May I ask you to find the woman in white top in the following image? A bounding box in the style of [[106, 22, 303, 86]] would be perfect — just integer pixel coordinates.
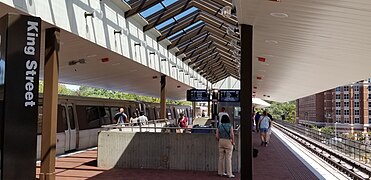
[[130, 112, 138, 126]]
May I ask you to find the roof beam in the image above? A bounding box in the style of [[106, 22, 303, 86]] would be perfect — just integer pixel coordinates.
[[167, 24, 206, 49], [144, 0, 237, 32], [157, 11, 201, 42], [189, 50, 219, 65], [176, 33, 210, 56], [210, 0, 233, 8], [192, 0, 237, 26], [125, 0, 163, 18]]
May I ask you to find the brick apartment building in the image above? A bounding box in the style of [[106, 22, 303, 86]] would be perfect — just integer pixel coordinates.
[[297, 80, 371, 132]]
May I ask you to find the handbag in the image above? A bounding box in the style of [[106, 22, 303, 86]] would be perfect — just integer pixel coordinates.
[[221, 124, 235, 151]]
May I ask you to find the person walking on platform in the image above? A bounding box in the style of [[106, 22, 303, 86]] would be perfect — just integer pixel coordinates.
[[137, 111, 148, 125], [216, 115, 235, 178], [254, 112, 261, 132], [218, 107, 229, 127], [114, 108, 128, 125], [258, 111, 272, 147]]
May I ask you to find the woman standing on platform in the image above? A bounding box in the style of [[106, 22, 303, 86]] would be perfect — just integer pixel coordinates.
[[216, 115, 235, 178]]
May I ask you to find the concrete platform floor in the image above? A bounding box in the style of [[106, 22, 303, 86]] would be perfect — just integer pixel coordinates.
[[36, 149, 240, 180]]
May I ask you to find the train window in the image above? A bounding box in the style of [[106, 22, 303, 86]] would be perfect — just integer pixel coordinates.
[[146, 108, 150, 119], [100, 107, 111, 125], [127, 107, 132, 119], [37, 105, 43, 134], [57, 105, 67, 133], [76, 106, 100, 130], [166, 108, 172, 119], [234, 107, 241, 119], [86, 106, 100, 128], [68, 106, 75, 129], [155, 108, 160, 119]]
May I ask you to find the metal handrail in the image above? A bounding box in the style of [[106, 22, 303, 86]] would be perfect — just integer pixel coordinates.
[[275, 120, 371, 171]]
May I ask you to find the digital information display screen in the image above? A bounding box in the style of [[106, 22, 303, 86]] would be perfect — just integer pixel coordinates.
[[219, 90, 240, 102], [186, 89, 209, 102]]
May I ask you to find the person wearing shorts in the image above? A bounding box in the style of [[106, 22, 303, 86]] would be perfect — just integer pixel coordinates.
[[258, 111, 271, 146]]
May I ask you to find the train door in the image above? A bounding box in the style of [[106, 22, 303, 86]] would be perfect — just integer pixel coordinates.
[[65, 105, 77, 151]]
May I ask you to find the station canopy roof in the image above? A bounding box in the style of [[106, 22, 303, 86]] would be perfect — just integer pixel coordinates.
[[124, 0, 241, 84]]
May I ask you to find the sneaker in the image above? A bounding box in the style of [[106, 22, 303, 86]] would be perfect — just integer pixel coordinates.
[[228, 174, 235, 178], [218, 173, 227, 176], [264, 142, 268, 147], [261, 141, 264, 146]]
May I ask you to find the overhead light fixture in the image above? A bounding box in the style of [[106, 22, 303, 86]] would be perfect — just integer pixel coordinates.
[[221, 6, 232, 18], [134, 42, 141, 46], [172, 65, 177, 68], [270, 12, 288, 18], [233, 49, 241, 56], [84, 9, 103, 19], [230, 39, 240, 47], [265, 40, 278, 44], [114, 27, 128, 35], [161, 58, 167, 61], [149, 52, 155, 55], [226, 25, 239, 36], [179, 69, 184, 72], [68, 58, 86, 66]]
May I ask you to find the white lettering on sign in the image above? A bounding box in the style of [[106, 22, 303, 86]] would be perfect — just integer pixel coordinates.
[[24, 21, 38, 107]]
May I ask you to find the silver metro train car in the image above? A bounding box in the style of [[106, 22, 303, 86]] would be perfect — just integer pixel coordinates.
[[36, 95, 192, 159]]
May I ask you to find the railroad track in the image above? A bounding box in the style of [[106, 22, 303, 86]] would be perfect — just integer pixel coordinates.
[[274, 121, 371, 180]]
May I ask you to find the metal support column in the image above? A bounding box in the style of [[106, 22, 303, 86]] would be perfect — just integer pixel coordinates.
[[40, 28, 60, 180], [192, 102, 196, 122], [207, 83, 211, 117], [240, 24, 253, 179], [160, 75, 166, 119]]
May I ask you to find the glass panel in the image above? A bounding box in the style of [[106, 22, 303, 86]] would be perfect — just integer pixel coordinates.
[[68, 106, 75, 129], [140, 3, 164, 18]]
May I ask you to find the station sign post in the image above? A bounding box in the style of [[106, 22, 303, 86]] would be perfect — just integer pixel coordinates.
[[0, 14, 41, 179]]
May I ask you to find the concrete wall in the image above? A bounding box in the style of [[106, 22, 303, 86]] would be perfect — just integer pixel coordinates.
[[98, 131, 240, 172]]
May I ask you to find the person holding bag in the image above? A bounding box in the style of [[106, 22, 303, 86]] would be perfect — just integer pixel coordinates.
[[215, 115, 235, 178]]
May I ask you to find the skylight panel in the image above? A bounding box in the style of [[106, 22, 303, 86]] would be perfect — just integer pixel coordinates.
[[140, 3, 164, 18], [174, 7, 198, 20]]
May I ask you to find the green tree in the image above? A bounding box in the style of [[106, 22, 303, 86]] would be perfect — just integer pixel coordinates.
[[266, 101, 296, 123]]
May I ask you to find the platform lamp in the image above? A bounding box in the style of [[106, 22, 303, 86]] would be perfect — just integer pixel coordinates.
[[84, 9, 103, 19]]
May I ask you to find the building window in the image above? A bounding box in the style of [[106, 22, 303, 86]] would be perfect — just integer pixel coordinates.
[[344, 102, 349, 107], [369, 86, 371, 91], [336, 117, 341, 123], [369, 102, 371, 107], [336, 102, 341, 107], [355, 117, 360, 124], [343, 86, 349, 91], [344, 94, 349, 99], [336, 94, 340, 99], [344, 110, 349, 115], [335, 87, 341, 92], [336, 110, 341, 115], [354, 85, 359, 91], [344, 117, 350, 123], [369, 94, 371, 99], [354, 94, 359, 99], [369, 110, 371, 116], [355, 110, 360, 115], [355, 102, 360, 107], [369, 117, 371, 124]]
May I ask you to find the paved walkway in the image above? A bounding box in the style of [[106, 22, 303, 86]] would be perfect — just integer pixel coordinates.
[[36, 130, 318, 180], [36, 149, 240, 180], [253, 131, 318, 180]]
